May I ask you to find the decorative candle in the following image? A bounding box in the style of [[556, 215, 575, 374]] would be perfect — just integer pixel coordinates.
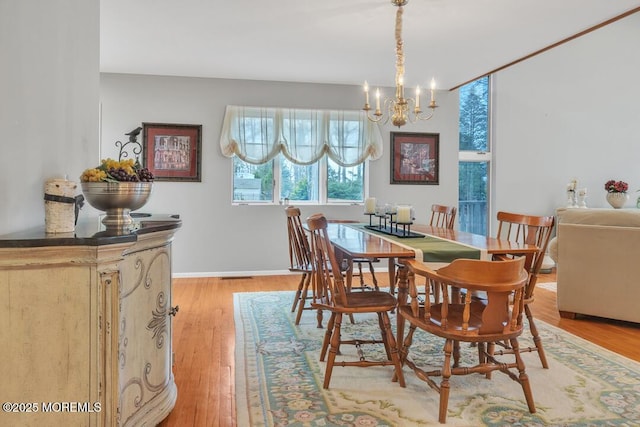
[[364, 81, 369, 105], [430, 78, 436, 102], [364, 197, 376, 214], [375, 89, 381, 111], [397, 205, 411, 223], [415, 85, 421, 109]]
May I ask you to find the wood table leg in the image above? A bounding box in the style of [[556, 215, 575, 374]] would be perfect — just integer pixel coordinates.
[[388, 257, 396, 295], [395, 260, 409, 361]]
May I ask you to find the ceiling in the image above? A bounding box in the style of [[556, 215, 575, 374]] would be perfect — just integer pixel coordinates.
[[100, 0, 640, 91]]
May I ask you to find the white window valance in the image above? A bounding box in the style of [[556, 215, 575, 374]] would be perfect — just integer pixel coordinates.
[[220, 105, 383, 166]]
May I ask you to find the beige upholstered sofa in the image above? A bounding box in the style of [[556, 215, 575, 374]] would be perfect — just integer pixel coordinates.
[[550, 208, 640, 324]]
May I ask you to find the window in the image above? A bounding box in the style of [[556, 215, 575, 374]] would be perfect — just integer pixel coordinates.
[[458, 76, 490, 235], [280, 157, 319, 202], [327, 159, 364, 203], [220, 106, 380, 204]]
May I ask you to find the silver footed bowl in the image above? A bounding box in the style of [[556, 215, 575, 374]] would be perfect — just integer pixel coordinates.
[[81, 181, 153, 229]]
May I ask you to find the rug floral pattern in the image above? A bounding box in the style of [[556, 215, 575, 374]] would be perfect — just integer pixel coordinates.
[[235, 291, 640, 426]]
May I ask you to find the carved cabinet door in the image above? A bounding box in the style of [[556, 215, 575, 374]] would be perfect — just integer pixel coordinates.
[[117, 242, 176, 426]]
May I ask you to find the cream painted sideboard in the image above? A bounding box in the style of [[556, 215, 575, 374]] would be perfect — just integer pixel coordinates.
[[0, 214, 181, 426]]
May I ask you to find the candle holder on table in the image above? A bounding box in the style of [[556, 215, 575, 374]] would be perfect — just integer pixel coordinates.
[[364, 206, 424, 238]]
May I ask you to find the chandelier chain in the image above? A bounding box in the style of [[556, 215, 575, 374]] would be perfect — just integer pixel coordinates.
[[395, 5, 404, 84]]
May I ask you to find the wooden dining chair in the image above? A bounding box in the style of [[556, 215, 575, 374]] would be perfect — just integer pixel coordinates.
[[285, 206, 322, 327], [429, 204, 457, 229], [306, 213, 405, 389], [491, 211, 555, 368], [327, 219, 379, 292], [398, 257, 535, 424]]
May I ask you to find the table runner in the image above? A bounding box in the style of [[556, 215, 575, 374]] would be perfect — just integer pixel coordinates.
[[347, 223, 483, 262]]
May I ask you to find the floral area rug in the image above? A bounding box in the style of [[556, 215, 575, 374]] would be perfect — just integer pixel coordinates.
[[234, 291, 640, 426]]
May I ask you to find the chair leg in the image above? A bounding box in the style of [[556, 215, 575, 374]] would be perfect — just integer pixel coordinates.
[[452, 340, 461, 368], [439, 339, 454, 423], [294, 273, 311, 325], [381, 311, 405, 388], [316, 307, 324, 329], [525, 304, 549, 368], [291, 273, 306, 313], [323, 313, 343, 389], [510, 338, 536, 414], [320, 313, 336, 362], [392, 323, 416, 383], [377, 313, 392, 360], [485, 341, 493, 379]]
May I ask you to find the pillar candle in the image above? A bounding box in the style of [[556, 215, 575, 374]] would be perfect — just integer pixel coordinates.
[[397, 206, 411, 223], [364, 197, 376, 214]]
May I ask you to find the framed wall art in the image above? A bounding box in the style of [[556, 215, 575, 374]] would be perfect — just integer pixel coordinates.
[[142, 122, 202, 182], [390, 132, 439, 185]]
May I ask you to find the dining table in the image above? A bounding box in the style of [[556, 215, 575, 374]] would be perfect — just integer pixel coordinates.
[[325, 221, 540, 362]]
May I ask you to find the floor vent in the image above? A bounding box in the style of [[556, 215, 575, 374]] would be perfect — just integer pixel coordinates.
[[221, 276, 254, 280]]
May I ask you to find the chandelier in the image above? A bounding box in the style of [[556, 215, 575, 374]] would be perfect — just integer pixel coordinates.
[[362, 0, 437, 128]]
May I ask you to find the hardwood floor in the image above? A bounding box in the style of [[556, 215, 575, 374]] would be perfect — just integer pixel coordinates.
[[158, 271, 640, 427]]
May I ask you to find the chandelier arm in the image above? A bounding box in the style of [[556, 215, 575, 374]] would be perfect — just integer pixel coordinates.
[[364, 110, 387, 124]]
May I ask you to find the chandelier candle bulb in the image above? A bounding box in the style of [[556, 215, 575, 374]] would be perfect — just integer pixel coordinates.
[[364, 197, 377, 214], [430, 78, 436, 102], [364, 81, 370, 106], [415, 86, 421, 109], [375, 89, 381, 111]]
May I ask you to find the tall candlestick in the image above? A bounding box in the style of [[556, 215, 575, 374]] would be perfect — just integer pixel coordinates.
[[415, 85, 421, 109], [375, 89, 381, 111]]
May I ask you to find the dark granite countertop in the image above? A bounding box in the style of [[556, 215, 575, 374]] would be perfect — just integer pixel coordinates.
[[0, 213, 182, 248]]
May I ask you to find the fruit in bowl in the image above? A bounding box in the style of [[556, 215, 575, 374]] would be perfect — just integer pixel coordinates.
[[80, 158, 154, 183], [80, 159, 154, 229]]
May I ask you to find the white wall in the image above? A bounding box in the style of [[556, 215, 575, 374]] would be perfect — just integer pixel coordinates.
[[99, 75, 458, 275], [0, 1, 100, 234], [493, 13, 640, 221]]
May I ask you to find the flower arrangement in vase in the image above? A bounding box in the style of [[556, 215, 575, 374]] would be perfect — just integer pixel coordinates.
[[604, 179, 629, 209]]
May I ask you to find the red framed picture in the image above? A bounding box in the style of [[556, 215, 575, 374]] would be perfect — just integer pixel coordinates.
[[142, 122, 202, 182], [390, 132, 439, 185]]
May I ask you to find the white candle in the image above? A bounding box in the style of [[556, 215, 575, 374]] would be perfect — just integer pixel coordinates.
[[375, 88, 381, 111], [364, 81, 369, 105], [415, 85, 421, 109], [430, 78, 436, 102], [364, 197, 376, 214], [397, 206, 411, 223]]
